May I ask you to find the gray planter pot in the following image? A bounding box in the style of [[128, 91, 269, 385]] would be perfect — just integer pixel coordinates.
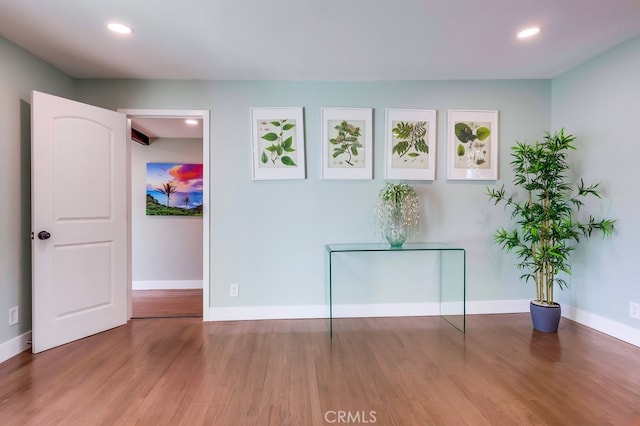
[[530, 301, 561, 333]]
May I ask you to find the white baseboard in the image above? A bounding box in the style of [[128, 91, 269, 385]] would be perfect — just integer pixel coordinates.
[[333, 303, 440, 318], [0, 332, 32, 364], [206, 300, 529, 322], [466, 299, 531, 314], [207, 304, 327, 321], [132, 280, 203, 290], [208, 303, 441, 322], [562, 305, 640, 348]]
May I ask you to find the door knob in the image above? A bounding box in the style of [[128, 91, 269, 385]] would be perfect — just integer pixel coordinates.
[[37, 231, 51, 240]]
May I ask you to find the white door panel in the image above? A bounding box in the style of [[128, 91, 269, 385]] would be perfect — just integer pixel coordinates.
[[53, 118, 113, 219], [32, 91, 127, 353]]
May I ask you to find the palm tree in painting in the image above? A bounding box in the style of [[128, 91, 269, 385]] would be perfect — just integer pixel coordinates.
[[157, 181, 178, 207]]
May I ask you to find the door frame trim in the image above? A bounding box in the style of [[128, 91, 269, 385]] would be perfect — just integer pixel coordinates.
[[118, 109, 210, 321]]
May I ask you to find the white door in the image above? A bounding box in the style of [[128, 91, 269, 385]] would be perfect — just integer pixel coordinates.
[[32, 91, 128, 353]]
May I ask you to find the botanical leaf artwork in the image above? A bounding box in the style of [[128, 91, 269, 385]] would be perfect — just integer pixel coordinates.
[[328, 120, 365, 168], [454, 121, 491, 169], [391, 120, 429, 169], [258, 119, 297, 168]]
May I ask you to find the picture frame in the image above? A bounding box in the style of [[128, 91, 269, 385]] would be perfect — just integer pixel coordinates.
[[385, 108, 437, 180], [447, 110, 499, 180], [251, 107, 306, 180], [146, 163, 203, 216], [321, 107, 373, 180]]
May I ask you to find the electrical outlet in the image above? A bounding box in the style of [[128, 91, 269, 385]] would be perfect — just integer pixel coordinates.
[[230, 283, 239, 298], [9, 306, 19, 325], [630, 302, 640, 319]]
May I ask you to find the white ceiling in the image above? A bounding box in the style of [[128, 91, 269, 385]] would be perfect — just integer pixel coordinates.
[[131, 117, 203, 141], [2, 0, 640, 138], [1, 0, 639, 81]]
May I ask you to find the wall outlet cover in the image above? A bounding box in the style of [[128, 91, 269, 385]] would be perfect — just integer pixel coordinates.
[[230, 283, 239, 298], [9, 306, 19, 325]]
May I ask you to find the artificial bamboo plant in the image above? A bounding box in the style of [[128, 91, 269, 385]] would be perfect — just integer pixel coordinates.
[[486, 129, 615, 306]]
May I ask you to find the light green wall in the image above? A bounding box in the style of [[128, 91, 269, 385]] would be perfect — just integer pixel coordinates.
[[0, 37, 76, 344], [77, 79, 550, 309], [552, 36, 640, 326]]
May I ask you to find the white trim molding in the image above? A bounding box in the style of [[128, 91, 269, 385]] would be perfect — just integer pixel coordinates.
[[208, 305, 327, 321], [0, 332, 32, 364], [466, 299, 531, 314], [333, 303, 440, 318], [207, 300, 529, 322], [208, 303, 439, 322], [562, 304, 640, 348]]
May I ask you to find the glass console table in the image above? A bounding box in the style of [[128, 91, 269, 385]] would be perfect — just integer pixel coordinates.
[[325, 243, 466, 336]]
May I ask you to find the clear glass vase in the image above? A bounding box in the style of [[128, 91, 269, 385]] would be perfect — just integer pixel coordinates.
[[383, 213, 407, 248]]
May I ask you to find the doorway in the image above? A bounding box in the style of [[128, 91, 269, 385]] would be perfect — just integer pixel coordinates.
[[119, 109, 210, 321], [131, 289, 202, 318]]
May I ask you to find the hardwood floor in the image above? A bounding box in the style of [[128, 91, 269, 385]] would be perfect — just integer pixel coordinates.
[[132, 289, 202, 318], [1, 314, 639, 425]]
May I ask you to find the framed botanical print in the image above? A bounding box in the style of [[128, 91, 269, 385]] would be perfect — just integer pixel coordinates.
[[251, 107, 306, 180], [447, 110, 498, 180], [385, 108, 437, 180], [321, 107, 373, 180]]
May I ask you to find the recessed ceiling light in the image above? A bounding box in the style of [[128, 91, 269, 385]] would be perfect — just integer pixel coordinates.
[[185, 119, 198, 125], [107, 22, 134, 35], [517, 27, 541, 39]]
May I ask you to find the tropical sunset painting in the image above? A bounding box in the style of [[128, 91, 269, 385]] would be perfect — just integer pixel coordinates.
[[146, 163, 203, 216]]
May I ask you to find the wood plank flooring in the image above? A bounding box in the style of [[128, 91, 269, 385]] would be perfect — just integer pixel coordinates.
[[132, 289, 202, 318], [1, 314, 639, 425]]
